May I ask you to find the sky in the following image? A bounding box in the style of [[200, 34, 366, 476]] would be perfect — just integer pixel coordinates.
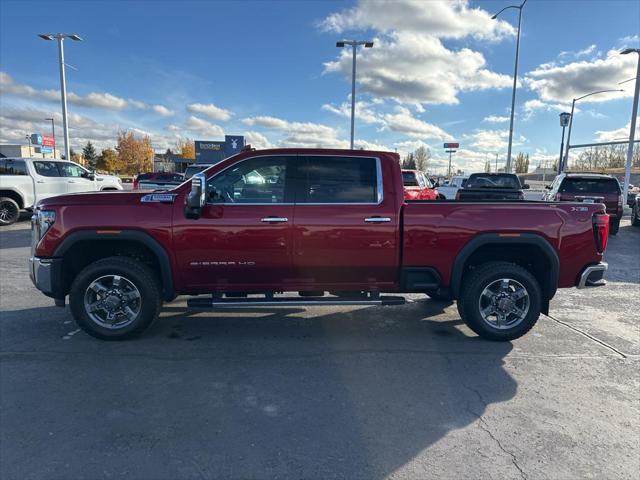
[[0, 0, 639, 174]]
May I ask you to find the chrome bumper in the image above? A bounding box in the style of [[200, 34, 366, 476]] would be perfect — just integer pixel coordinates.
[[577, 262, 608, 289], [29, 256, 54, 295]]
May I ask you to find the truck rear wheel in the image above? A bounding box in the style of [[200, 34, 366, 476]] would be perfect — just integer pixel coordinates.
[[0, 197, 20, 226], [69, 256, 161, 340], [459, 261, 542, 341]]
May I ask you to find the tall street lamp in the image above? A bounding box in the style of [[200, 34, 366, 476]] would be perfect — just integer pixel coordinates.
[[621, 48, 640, 201], [492, 0, 527, 173], [38, 33, 83, 161], [45, 117, 56, 158], [336, 40, 373, 149], [562, 88, 623, 171], [558, 112, 571, 175]]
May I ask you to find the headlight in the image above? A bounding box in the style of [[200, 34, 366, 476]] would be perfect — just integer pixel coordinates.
[[36, 210, 56, 239]]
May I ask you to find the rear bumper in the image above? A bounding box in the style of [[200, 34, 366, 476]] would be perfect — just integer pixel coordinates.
[[29, 256, 65, 300], [577, 262, 608, 289]]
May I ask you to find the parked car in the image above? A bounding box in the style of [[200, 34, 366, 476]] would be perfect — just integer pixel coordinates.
[[632, 195, 640, 227], [455, 173, 527, 201], [133, 172, 184, 190], [437, 175, 469, 199], [543, 173, 623, 235], [402, 169, 438, 201], [30, 148, 609, 342], [184, 164, 215, 179], [0, 157, 123, 226]]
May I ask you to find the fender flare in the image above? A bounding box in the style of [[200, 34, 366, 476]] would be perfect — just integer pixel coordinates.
[[53, 229, 175, 301], [450, 233, 559, 300]]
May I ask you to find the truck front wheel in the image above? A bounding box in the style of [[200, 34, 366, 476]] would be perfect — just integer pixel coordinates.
[[69, 257, 161, 340], [0, 197, 20, 226], [459, 261, 542, 341]]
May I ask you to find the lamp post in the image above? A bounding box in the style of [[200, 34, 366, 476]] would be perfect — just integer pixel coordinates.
[[562, 89, 623, 172], [491, 0, 527, 173], [45, 117, 56, 158], [620, 48, 640, 202], [558, 112, 571, 175], [38, 33, 82, 161], [25, 135, 32, 157], [336, 39, 374, 149]]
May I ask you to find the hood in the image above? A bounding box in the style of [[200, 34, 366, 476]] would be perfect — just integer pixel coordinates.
[[37, 190, 161, 208]]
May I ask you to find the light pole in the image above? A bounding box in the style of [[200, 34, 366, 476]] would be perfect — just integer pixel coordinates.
[[558, 112, 571, 175], [45, 117, 56, 158], [562, 88, 623, 171], [336, 39, 373, 149], [38, 33, 82, 161], [621, 48, 640, 202], [25, 135, 32, 157], [492, 0, 527, 173]]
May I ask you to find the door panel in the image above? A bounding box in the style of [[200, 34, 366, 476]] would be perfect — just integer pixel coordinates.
[[172, 155, 295, 292], [292, 155, 400, 289], [59, 162, 96, 194], [173, 204, 294, 290], [30, 161, 69, 202]]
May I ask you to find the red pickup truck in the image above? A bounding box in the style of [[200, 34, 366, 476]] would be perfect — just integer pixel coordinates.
[[30, 148, 609, 341]]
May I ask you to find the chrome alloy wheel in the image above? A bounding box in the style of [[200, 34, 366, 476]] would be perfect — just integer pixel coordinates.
[[83, 275, 142, 329], [0, 201, 18, 223], [478, 278, 530, 330]]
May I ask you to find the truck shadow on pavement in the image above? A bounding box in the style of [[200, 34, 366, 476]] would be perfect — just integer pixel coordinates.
[[2, 299, 516, 480]]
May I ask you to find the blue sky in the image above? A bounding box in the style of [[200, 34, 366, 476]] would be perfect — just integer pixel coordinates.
[[1, 0, 638, 173]]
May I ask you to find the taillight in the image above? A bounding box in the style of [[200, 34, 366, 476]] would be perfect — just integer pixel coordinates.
[[592, 213, 609, 254], [133, 179, 139, 189]]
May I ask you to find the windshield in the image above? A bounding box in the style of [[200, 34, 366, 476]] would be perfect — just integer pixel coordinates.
[[559, 177, 620, 194], [466, 174, 521, 189], [184, 165, 209, 179], [402, 172, 419, 186]]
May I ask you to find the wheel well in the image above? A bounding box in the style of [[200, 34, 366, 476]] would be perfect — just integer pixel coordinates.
[[0, 190, 24, 209], [61, 240, 162, 295], [459, 243, 554, 301]]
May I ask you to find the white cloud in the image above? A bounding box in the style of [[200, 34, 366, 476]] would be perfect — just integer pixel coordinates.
[[483, 115, 510, 123], [525, 49, 635, 104], [382, 106, 451, 140], [152, 105, 175, 117], [319, 0, 514, 41], [595, 118, 639, 142], [186, 103, 233, 121], [321, 100, 381, 124], [467, 129, 525, 151], [185, 116, 225, 138], [243, 131, 275, 149], [320, 1, 513, 105]]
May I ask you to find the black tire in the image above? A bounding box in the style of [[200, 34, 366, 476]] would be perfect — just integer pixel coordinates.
[[459, 261, 542, 341], [609, 219, 620, 235], [632, 205, 640, 227], [69, 256, 161, 340], [0, 197, 20, 226]]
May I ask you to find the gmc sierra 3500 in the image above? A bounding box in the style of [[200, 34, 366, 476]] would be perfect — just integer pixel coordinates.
[[30, 148, 609, 341]]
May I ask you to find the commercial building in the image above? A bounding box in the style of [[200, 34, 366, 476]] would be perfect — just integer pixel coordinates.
[[0, 144, 58, 159], [195, 135, 245, 164]]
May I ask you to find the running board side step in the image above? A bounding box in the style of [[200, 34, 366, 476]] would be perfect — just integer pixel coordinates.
[[187, 296, 406, 308]]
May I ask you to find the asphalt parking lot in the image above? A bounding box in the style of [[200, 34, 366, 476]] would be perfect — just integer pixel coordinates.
[[1, 215, 638, 480]]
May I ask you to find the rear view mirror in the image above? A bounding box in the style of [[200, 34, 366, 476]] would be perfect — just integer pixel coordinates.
[[184, 172, 206, 220]]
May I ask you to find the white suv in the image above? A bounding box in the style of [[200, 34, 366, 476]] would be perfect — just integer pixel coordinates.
[[0, 157, 123, 225]]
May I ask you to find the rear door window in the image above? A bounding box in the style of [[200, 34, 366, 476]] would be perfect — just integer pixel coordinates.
[[33, 161, 62, 177], [299, 156, 378, 204], [402, 172, 419, 186], [559, 178, 620, 194], [0, 159, 28, 175]]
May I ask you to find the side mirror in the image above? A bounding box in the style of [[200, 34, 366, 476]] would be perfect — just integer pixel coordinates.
[[184, 172, 206, 220], [545, 185, 552, 190], [523, 183, 530, 190], [82, 171, 95, 181]]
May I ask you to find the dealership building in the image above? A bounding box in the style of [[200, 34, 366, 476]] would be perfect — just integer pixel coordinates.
[[155, 135, 246, 173]]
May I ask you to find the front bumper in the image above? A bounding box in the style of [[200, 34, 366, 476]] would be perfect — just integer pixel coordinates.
[[577, 262, 608, 289], [29, 256, 65, 300]]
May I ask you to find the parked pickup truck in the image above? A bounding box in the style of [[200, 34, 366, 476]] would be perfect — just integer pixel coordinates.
[[0, 157, 123, 225], [402, 169, 438, 201], [455, 173, 527, 201], [30, 148, 609, 341], [437, 175, 468, 199]]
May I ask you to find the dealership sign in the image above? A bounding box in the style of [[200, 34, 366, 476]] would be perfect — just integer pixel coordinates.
[[42, 135, 55, 147], [443, 142, 459, 149]]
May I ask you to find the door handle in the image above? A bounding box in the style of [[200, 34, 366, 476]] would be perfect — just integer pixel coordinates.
[[364, 217, 391, 223], [261, 217, 288, 223], [68, 180, 77, 183], [36, 180, 45, 183]]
